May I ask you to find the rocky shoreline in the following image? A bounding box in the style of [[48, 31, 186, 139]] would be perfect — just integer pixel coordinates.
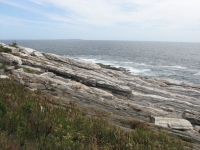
[[0, 42, 200, 148]]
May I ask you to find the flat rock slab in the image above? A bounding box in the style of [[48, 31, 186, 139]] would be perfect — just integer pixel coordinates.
[[151, 117, 193, 130], [0, 75, 9, 79], [32, 51, 43, 57], [40, 72, 56, 78]]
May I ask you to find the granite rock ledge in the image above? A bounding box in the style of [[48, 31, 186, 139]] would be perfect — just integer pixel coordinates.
[[0, 42, 200, 146]]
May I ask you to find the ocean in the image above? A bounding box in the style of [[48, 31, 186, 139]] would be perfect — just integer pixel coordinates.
[[2, 40, 200, 84]]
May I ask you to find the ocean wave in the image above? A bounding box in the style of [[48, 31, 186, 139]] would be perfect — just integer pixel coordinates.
[[194, 72, 200, 76], [128, 68, 153, 76], [161, 65, 187, 70]]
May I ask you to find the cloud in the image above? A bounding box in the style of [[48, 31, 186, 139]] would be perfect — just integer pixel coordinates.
[[0, 0, 200, 41], [1, 0, 200, 29], [26, 0, 200, 30]]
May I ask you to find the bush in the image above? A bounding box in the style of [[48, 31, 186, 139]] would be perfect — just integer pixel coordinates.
[[9, 41, 18, 48]]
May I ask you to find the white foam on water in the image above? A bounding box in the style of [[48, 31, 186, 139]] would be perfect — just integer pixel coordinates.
[[128, 68, 153, 76], [74, 56, 161, 77], [161, 65, 186, 70], [194, 72, 200, 76]]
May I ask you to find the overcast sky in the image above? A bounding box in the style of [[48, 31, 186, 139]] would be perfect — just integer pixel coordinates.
[[0, 0, 200, 42]]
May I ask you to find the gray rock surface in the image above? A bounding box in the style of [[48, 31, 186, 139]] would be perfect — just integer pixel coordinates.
[[18, 65, 43, 72], [5, 65, 15, 71], [40, 72, 56, 78], [182, 110, 200, 125], [32, 51, 43, 57], [151, 116, 193, 130], [0, 42, 19, 53], [19, 46, 35, 55], [1, 43, 200, 146], [0, 53, 22, 65]]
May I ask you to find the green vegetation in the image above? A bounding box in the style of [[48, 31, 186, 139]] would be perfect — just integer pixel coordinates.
[[0, 44, 12, 53], [0, 63, 5, 69], [0, 79, 192, 149], [9, 41, 18, 48]]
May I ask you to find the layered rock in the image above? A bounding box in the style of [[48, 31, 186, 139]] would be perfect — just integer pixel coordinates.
[[182, 110, 200, 126], [0, 52, 22, 65], [1, 42, 200, 145], [151, 117, 193, 130]]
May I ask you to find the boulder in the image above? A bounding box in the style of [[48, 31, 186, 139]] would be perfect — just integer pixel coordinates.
[[182, 110, 200, 125], [151, 116, 193, 130], [0, 75, 9, 79], [19, 46, 35, 55], [0, 53, 22, 65]]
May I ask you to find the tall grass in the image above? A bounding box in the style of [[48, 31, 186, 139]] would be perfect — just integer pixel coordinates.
[[0, 79, 191, 149]]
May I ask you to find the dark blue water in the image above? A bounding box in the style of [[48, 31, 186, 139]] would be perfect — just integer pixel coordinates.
[[2, 40, 200, 84]]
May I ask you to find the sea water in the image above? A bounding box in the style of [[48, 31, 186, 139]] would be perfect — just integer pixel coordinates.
[[2, 40, 200, 84]]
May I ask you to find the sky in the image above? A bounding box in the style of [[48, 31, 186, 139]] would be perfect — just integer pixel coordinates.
[[0, 0, 200, 42]]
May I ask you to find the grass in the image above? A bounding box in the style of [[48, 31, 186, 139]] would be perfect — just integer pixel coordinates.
[[0, 63, 5, 69], [0, 45, 12, 53], [0, 79, 193, 150]]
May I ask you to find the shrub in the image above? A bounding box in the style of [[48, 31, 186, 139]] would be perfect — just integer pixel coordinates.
[[9, 41, 18, 48]]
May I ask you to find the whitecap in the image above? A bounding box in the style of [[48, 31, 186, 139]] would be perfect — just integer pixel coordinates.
[[161, 65, 186, 70], [121, 61, 133, 64], [129, 68, 152, 75], [135, 62, 147, 66], [194, 72, 200, 76]]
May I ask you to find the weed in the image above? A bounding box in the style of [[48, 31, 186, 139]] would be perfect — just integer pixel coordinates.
[[0, 46, 12, 53], [0, 63, 5, 69], [0, 79, 193, 149], [9, 41, 18, 48]]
